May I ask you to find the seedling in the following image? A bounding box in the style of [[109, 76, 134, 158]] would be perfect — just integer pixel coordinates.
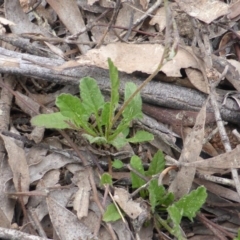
[[103, 151, 207, 239], [31, 59, 153, 149]]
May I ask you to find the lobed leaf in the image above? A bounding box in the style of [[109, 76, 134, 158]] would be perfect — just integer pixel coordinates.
[[174, 186, 207, 221], [146, 150, 165, 176], [148, 180, 166, 212]]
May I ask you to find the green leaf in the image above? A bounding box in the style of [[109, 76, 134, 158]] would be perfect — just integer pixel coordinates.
[[82, 134, 107, 145], [101, 102, 110, 127], [109, 134, 128, 149], [108, 58, 119, 120], [112, 159, 124, 169], [146, 150, 165, 176], [80, 77, 105, 115], [56, 93, 87, 121], [31, 112, 72, 129], [123, 82, 143, 122], [233, 229, 240, 240], [103, 203, 121, 222], [127, 130, 154, 143], [130, 155, 145, 189], [174, 186, 207, 221], [160, 192, 175, 207], [100, 173, 113, 185], [109, 120, 130, 141], [56, 93, 96, 135], [148, 180, 166, 212], [167, 205, 186, 240]]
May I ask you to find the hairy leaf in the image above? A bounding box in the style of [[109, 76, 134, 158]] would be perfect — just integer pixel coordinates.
[[146, 150, 165, 176], [103, 203, 121, 222], [123, 82, 142, 122], [108, 58, 119, 122], [174, 186, 207, 221], [31, 112, 72, 129], [127, 130, 154, 143], [80, 77, 105, 115], [130, 155, 145, 189]]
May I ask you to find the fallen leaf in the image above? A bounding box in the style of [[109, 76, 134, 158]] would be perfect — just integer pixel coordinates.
[[47, 196, 94, 240], [0, 134, 30, 204], [168, 100, 207, 199], [175, 0, 229, 24], [113, 187, 143, 219], [78, 43, 200, 77]]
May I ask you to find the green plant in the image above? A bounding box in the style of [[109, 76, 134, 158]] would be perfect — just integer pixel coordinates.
[[103, 151, 207, 239], [31, 59, 153, 149]]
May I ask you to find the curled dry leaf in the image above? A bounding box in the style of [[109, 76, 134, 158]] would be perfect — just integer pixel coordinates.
[[79, 43, 200, 77], [72, 170, 91, 219], [113, 187, 143, 219]]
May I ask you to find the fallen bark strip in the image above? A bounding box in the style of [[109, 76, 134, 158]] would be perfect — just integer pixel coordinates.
[[0, 47, 239, 125], [0, 226, 51, 240]]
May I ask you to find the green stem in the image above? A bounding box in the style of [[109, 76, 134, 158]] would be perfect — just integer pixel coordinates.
[[154, 214, 173, 234], [111, 0, 171, 127]]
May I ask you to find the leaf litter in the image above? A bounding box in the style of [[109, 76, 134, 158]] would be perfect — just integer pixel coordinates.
[[0, 0, 240, 239]]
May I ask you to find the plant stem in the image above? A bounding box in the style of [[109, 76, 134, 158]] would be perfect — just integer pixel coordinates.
[[154, 214, 173, 234], [111, 0, 172, 127]]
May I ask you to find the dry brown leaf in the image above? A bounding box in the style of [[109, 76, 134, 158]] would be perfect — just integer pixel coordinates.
[[168, 100, 207, 199], [78, 43, 200, 77], [72, 170, 91, 219], [140, 0, 150, 10], [114, 1, 144, 37], [44, 41, 65, 59], [85, 12, 115, 43], [195, 178, 240, 203], [15, 91, 40, 117], [175, 0, 229, 24], [185, 68, 209, 94], [112, 220, 132, 240], [0, 17, 15, 26], [228, 0, 240, 19], [0, 134, 30, 204], [47, 196, 94, 240], [46, 0, 90, 54], [88, 0, 99, 5], [5, 0, 52, 36], [189, 145, 240, 169], [0, 157, 15, 228], [29, 152, 75, 183], [113, 187, 143, 219], [149, 6, 166, 32], [29, 187, 78, 222]]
